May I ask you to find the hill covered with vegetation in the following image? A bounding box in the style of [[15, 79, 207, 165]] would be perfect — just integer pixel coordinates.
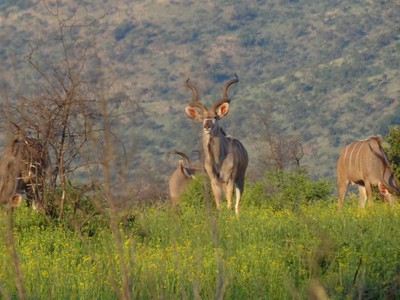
[[1, 0, 399, 190]]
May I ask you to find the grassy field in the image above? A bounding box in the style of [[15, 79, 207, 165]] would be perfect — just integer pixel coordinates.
[[1, 192, 400, 299]]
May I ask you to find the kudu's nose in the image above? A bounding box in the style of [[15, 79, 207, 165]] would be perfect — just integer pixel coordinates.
[[204, 119, 213, 131]]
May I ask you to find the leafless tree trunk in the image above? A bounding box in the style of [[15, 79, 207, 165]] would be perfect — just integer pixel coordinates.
[[253, 105, 304, 176], [0, 2, 143, 298], [1, 1, 140, 219]]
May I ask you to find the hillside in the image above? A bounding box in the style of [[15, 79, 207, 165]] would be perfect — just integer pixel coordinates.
[[1, 0, 399, 191]]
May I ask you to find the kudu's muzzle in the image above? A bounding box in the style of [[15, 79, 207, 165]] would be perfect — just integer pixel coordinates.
[[203, 118, 215, 132]]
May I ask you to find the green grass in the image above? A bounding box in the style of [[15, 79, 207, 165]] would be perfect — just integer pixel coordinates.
[[2, 199, 400, 299]]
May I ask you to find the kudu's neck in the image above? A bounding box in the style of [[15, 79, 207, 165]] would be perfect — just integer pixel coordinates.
[[382, 166, 400, 195], [202, 126, 228, 167], [370, 143, 400, 195]]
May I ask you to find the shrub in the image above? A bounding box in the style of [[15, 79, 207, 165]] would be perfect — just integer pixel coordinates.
[[384, 126, 400, 178], [113, 20, 136, 41], [179, 175, 210, 209], [243, 169, 334, 210]]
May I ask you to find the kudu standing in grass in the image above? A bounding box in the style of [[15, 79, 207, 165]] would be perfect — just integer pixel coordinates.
[[184, 76, 248, 214], [168, 151, 201, 205], [337, 135, 400, 208], [0, 136, 50, 211]]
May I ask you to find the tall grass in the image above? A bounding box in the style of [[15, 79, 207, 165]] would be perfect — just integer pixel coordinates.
[[1, 197, 400, 299]]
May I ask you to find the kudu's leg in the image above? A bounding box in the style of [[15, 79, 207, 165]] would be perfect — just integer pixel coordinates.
[[234, 178, 245, 214], [234, 187, 241, 214], [170, 195, 179, 206], [211, 181, 223, 210], [365, 182, 374, 208], [225, 180, 234, 210], [337, 178, 349, 208], [358, 186, 367, 208]]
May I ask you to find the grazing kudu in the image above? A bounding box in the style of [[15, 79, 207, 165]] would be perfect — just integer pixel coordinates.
[[184, 76, 249, 214], [0, 136, 50, 211], [168, 151, 200, 205], [337, 136, 400, 208]]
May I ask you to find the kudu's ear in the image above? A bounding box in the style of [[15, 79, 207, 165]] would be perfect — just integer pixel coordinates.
[[11, 194, 22, 208], [216, 102, 230, 119], [180, 160, 195, 178], [185, 106, 203, 120]]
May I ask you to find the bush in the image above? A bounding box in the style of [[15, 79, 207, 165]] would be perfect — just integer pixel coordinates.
[[384, 126, 400, 178], [113, 20, 136, 41], [243, 169, 334, 210], [179, 175, 210, 209]]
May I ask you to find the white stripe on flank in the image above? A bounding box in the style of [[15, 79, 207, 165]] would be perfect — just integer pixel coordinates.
[[343, 144, 350, 162], [355, 141, 366, 171], [348, 142, 358, 166]]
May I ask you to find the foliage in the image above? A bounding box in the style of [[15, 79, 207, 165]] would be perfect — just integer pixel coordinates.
[[1, 1, 400, 298], [2, 200, 400, 299], [0, 4, 141, 219], [113, 20, 136, 41], [243, 169, 334, 210], [178, 175, 214, 210], [384, 126, 400, 179]]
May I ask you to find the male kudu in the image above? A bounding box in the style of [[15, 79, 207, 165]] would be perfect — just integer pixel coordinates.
[[184, 76, 248, 214]]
